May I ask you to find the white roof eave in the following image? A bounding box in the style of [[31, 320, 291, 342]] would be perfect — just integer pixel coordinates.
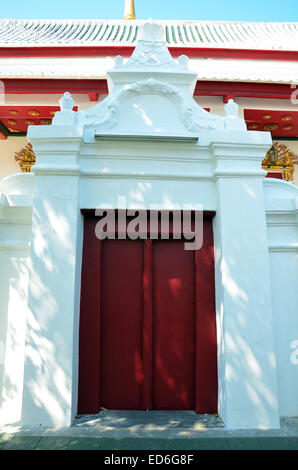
[[0, 56, 296, 84]]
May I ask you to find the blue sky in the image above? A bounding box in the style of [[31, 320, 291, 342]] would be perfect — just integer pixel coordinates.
[[0, 0, 297, 22]]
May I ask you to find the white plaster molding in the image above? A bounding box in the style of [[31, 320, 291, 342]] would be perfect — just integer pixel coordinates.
[[0, 218, 31, 226], [94, 133, 199, 143], [32, 166, 80, 176], [0, 241, 31, 251], [211, 140, 272, 159], [79, 170, 214, 181], [264, 179, 298, 218], [0, 206, 32, 224], [266, 219, 298, 226], [214, 169, 267, 178], [268, 243, 298, 252], [80, 151, 211, 163], [0, 173, 35, 200], [264, 178, 298, 197]]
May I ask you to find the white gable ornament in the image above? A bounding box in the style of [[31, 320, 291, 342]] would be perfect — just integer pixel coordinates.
[[78, 21, 231, 142]]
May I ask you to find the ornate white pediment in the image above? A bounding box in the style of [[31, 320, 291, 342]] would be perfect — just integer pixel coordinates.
[[80, 76, 225, 140], [76, 21, 245, 140]]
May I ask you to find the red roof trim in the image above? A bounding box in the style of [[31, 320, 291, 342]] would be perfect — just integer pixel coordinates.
[[0, 46, 298, 61], [194, 82, 293, 100], [2, 79, 109, 94], [1, 79, 293, 101]]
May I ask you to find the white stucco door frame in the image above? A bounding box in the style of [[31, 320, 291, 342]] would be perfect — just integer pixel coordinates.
[[20, 22, 281, 429], [18, 122, 280, 430]]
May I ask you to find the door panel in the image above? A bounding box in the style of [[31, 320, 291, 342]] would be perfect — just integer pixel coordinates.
[[77, 217, 101, 414], [195, 220, 218, 413], [100, 239, 144, 409], [153, 240, 195, 409]]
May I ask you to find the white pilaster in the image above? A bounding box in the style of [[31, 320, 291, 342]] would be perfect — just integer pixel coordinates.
[[212, 133, 280, 429], [22, 122, 83, 427]]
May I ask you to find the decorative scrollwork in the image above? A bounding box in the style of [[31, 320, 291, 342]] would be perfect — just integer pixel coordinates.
[[14, 142, 36, 172], [83, 78, 223, 134], [262, 143, 298, 182]]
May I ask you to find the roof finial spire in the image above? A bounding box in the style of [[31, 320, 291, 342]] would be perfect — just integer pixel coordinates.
[[124, 0, 135, 20]]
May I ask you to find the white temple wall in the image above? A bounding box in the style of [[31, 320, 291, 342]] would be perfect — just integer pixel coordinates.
[[0, 173, 33, 424], [264, 179, 298, 417]]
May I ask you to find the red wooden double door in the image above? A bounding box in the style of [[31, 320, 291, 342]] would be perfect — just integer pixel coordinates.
[[78, 212, 217, 414]]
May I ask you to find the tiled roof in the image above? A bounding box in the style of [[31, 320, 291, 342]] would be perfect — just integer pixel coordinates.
[[0, 19, 297, 50]]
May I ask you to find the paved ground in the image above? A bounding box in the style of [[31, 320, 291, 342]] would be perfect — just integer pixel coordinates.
[[1, 411, 298, 450], [1, 434, 298, 450]]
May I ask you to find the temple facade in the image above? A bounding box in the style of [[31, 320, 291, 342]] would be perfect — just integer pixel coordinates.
[[0, 13, 297, 430]]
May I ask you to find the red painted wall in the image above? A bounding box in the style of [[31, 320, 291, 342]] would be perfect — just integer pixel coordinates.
[[266, 172, 283, 179]]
